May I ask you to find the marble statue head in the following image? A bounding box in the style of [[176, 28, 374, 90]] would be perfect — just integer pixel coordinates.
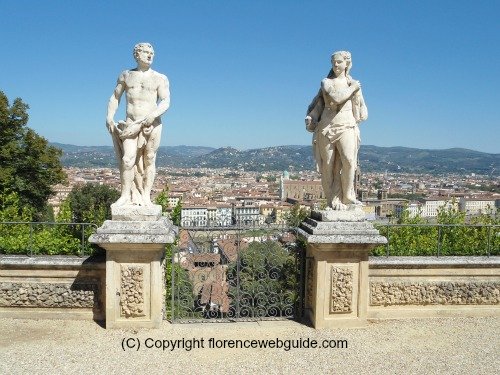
[[133, 43, 155, 65], [331, 51, 352, 77]]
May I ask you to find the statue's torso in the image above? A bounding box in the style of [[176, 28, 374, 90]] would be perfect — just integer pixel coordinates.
[[123, 70, 162, 121], [319, 78, 357, 129]]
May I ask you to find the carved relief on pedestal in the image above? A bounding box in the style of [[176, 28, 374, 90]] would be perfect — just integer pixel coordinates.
[[330, 266, 353, 313], [120, 265, 146, 318]]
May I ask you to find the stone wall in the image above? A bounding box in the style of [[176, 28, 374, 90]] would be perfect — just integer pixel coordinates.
[[1, 254, 499, 322], [368, 256, 500, 319], [0, 255, 105, 320]]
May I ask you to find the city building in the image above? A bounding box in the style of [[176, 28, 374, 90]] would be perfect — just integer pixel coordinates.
[[233, 203, 262, 225], [459, 197, 496, 215], [181, 205, 208, 227], [280, 177, 323, 201], [419, 197, 457, 218], [395, 202, 422, 218]]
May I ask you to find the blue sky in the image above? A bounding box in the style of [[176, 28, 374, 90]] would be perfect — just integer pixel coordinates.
[[2, 0, 499, 153]]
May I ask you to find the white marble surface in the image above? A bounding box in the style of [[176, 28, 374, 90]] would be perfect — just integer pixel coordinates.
[[306, 51, 368, 211], [110, 204, 162, 221], [89, 216, 176, 245], [106, 43, 170, 208]]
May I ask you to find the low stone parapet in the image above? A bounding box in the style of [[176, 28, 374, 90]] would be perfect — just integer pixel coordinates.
[[2, 253, 499, 324], [0, 255, 105, 320], [368, 256, 500, 319]]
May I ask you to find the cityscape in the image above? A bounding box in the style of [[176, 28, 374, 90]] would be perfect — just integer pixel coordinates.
[[49, 163, 500, 227]]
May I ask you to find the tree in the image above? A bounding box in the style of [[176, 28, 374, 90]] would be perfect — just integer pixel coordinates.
[[155, 187, 170, 213], [171, 199, 182, 226], [66, 183, 119, 226], [164, 242, 197, 320], [284, 203, 310, 227], [155, 186, 182, 225], [0, 91, 66, 218], [0, 190, 80, 255]]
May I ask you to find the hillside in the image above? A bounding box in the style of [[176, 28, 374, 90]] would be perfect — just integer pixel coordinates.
[[52, 143, 499, 175]]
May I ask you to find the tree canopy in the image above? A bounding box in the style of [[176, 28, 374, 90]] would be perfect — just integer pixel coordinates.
[[284, 203, 310, 227], [67, 183, 119, 226], [0, 91, 66, 218]]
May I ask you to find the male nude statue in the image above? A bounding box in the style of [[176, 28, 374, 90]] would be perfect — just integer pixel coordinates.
[[106, 42, 170, 207]]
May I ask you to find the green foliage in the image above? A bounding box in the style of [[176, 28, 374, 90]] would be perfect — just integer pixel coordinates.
[[155, 187, 170, 212], [155, 186, 181, 226], [41, 205, 55, 222], [284, 203, 310, 227], [164, 242, 197, 320], [227, 241, 298, 316], [67, 183, 119, 226], [0, 190, 83, 255], [171, 199, 182, 226], [373, 205, 499, 256], [0, 91, 66, 218], [0, 190, 33, 222], [388, 193, 426, 200]]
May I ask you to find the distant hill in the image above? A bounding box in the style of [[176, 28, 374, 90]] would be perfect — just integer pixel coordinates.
[[54, 143, 217, 169], [358, 146, 498, 175], [195, 146, 313, 171], [51, 143, 499, 175]]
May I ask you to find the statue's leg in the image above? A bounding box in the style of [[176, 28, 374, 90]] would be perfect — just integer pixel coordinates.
[[114, 137, 138, 206], [317, 134, 334, 208], [131, 161, 144, 206], [331, 145, 343, 206], [337, 128, 359, 205], [142, 124, 162, 206]]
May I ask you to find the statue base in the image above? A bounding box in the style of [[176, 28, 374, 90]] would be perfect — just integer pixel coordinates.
[[298, 211, 386, 329], [110, 204, 162, 221], [311, 206, 365, 222], [90, 209, 176, 329]]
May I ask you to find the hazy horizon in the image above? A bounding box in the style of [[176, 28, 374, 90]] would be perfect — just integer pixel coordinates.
[[50, 141, 499, 155]]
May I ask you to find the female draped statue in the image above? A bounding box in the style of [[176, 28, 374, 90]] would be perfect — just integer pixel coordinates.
[[305, 51, 368, 210]]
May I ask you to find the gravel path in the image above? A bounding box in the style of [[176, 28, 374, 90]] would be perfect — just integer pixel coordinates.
[[1, 317, 499, 374]]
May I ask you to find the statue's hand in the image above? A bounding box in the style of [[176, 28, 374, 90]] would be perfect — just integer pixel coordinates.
[[142, 115, 156, 127], [350, 80, 361, 91]]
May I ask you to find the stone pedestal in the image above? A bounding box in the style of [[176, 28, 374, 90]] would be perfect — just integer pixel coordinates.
[[298, 208, 386, 328], [89, 205, 176, 329]]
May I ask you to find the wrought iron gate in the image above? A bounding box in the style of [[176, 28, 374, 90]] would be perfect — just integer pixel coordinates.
[[166, 225, 304, 323]]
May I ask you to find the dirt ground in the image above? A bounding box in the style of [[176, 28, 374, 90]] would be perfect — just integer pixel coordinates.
[[1, 317, 499, 374]]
